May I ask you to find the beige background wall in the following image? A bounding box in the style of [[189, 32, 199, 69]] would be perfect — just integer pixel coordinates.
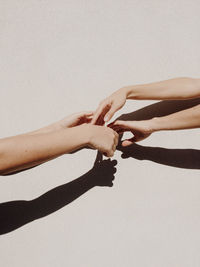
[[0, 1, 200, 266]]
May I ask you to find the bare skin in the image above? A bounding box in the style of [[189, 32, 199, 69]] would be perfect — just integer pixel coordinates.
[[109, 104, 200, 146], [91, 77, 200, 124], [0, 112, 118, 175], [91, 77, 200, 146]]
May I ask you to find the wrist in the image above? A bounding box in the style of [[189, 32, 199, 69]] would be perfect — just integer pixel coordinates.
[[78, 124, 93, 147], [149, 117, 164, 132], [121, 85, 139, 100], [120, 86, 132, 99]]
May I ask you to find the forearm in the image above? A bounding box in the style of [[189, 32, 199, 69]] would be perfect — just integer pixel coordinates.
[[150, 104, 200, 132], [124, 77, 200, 100], [0, 125, 88, 175]]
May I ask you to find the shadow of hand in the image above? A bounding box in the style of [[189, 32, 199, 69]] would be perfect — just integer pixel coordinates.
[[88, 157, 117, 187], [118, 142, 147, 160], [114, 98, 200, 170]]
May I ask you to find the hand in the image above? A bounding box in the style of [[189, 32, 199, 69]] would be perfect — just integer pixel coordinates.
[[84, 125, 119, 157], [48, 111, 93, 131], [91, 88, 128, 125], [88, 155, 117, 187], [109, 120, 153, 146]]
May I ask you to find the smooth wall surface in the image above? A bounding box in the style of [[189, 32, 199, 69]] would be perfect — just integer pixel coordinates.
[[0, 1, 200, 266]]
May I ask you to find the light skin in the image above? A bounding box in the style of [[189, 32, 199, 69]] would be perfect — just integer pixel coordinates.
[[1, 77, 200, 175], [91, 77, 200, 124], [109, 104, 200, 146], [91, 77, 200, 145], [0, 112, 118, 175]]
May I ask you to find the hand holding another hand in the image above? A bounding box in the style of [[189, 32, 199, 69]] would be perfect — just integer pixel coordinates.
[[109, 120, 153, 146], [83, 125, 119, 157]]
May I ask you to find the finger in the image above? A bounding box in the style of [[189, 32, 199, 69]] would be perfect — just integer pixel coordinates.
[[110, 125, 128, 134], [91, 102, 110, 124], [84, 113, 94, 119], [121, 134, 140, 146], [75, 111, 94, 124], [122, 139, 134, 147], [109, 120, 130, 128], [82, 111, 94, 116], [95, 110, 106, 126], [96, 104, 111, 125], [103, 105, 118, 122], [75, 111, 93, 119]]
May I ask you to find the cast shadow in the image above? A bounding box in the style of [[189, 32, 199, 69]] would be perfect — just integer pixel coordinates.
[[116, 98, 200, 170], [0, 154, 117, 235], [119, 143, 200, 169], [118, 98, 200, 121]]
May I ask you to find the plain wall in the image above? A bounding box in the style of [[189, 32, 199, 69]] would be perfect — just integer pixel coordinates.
[[0, 1, 200, 266]]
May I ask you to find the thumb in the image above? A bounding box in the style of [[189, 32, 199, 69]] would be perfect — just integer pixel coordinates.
[[122, 131, 143, 146], [122, 138, 135, 147]]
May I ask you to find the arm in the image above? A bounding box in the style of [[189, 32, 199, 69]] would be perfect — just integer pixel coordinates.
[[150, 103, 200, 131], [92, 77, 200, 124], [0, 114, 118, 175], [0, 126, 88, 175], [109, 104, 200, 146], [125, 77, 200, 100]]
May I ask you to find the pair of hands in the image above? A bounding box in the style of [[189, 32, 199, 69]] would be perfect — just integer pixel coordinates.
[[91, 88, 153, 145], [47, 111, 118, 157], [50, 88, 153, 157]]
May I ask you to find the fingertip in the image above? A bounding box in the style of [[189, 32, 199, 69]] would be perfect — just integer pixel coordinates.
[[86, 112, 94, 117], [104, 110, 113, 123], [122, 140, 133, 147]]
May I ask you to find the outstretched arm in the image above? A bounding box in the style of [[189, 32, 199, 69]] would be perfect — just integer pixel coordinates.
[[125, 77, 200, 100], [0, 112, 118, 175], [109, 104, 200, 146], [92, 77, 200, 124]]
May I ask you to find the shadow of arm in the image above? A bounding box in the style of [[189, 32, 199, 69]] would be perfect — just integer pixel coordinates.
[[120, 143, 200, 169], [0, 158, 117, 235]]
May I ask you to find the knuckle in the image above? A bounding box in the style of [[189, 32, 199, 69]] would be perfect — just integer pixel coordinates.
[[110, 151, 114, 157]]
